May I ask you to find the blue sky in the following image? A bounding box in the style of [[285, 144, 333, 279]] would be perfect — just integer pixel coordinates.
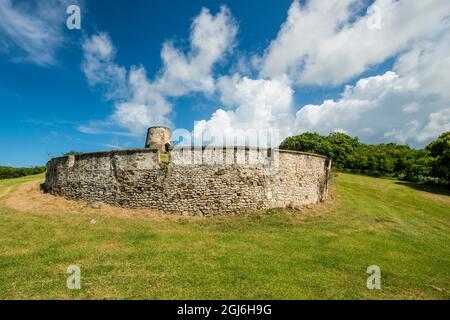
[[0, 0, 449, 167]]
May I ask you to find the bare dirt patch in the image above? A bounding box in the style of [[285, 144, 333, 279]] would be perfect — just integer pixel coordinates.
[[1, 179, 186, 221], [0, 185, 14, 200], [1, 178, 337, 223]]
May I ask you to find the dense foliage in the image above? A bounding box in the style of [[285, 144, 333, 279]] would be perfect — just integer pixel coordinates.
[[280, 132, 449, 185], [0, 150, 84, 180], [0, 166, 46, 180], [426, 132, 450, 182]]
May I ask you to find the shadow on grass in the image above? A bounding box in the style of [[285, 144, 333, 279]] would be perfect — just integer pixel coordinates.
[[395, 181, 450, 197]]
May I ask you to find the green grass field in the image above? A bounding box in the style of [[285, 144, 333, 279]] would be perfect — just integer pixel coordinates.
[[0, 173, 449, 300]]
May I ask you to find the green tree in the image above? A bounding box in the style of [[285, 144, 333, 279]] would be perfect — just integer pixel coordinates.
[[279, 131, 436, 183], [326, 133, 361, 170], [426, 132, 450, 182], [279, 132, 330, 155], [0, 166, 46, 180]]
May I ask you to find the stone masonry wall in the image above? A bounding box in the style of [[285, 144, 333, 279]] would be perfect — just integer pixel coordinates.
[[44, 147, 331, 215]]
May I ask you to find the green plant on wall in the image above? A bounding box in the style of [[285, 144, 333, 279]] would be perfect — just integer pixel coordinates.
[[159, 152, 170, 166]]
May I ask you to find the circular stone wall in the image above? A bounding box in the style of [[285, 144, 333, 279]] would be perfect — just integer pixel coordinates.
[[44, 147, 332, 215]]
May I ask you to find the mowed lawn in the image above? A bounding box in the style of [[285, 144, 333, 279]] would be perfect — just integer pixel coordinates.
[[0, 173, 449, 299]]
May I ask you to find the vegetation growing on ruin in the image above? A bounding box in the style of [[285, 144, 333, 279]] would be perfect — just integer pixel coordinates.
[[63, 150, 84, 156], [0, 173, 449, 299], [280, 132, 450, 185]]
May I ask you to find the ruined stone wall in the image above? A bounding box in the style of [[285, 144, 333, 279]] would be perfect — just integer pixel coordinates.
[[44, 147, 331, 215]]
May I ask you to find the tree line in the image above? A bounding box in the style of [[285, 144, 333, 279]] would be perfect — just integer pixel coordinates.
[[0, 166, 46, 180], [0, 150, 82, 180], [280, 131, 450, 185]]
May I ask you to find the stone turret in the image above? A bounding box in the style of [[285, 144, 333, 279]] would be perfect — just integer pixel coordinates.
[[145, 126, 173, 152]]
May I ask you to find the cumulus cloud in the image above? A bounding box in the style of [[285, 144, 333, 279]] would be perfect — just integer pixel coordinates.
[[260, 0, 450, 86], [81, 33, 172, 136], [155, 6, 237, 96], [194, 0, 450, 149], [81, 6, 237, 136], [81, 33, 128, 100], [0, 0, 71, 65], [112, 67, 173, 136], [193, 74, 294, 147], [80, 0, 450, 147], [294, 31, 450, 146]]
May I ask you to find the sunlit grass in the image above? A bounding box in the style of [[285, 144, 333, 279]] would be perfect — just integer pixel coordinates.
[[0, 173, 449, 299]]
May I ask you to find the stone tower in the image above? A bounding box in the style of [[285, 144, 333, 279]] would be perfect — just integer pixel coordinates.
[[145, 126, 173, 152]]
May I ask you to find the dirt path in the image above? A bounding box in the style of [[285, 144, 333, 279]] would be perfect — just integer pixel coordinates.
[[0, 179, 196, 221]]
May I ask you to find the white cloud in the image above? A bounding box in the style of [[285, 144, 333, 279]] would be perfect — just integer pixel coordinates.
[[0, 0, 70, 65], [81, 33, 172, 136], [193, 74, 294, 147], [260, 0, 450, 86], [417, 109, 450, 142], [294, 31, 450, 146], [111, 67, 172, 136], [190, 1, 450, 148], [81, 6, 237, 136], [155, 6, 237, 96], [81, 33, 128, 100], [79, 1, 450, 147]]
